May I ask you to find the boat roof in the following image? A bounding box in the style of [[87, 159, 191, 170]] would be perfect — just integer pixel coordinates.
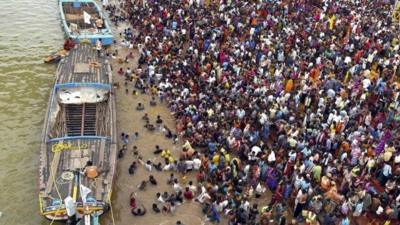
[[55, 44, 111, 89]]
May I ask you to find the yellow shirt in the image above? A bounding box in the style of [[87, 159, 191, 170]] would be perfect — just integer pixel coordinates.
[[212, 154, 220, 164], [329, 15, 336, 30], [383, 146, 396, 161]]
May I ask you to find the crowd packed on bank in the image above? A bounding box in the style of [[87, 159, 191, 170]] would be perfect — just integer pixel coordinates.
[[104, 0, 400, 224]]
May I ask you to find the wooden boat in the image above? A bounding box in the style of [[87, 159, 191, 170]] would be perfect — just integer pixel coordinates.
[[38, 44, 117, 224], [44, 49, 68, 64], [59, 0, 113, 45]]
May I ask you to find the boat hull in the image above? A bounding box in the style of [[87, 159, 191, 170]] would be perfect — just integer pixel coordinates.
[[38, 44, 117, 223]]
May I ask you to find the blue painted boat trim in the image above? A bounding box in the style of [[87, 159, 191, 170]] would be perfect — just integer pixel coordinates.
[[59, 0, 113, 45], [55, 82, 111, 90], [48, 136, 110, 143]]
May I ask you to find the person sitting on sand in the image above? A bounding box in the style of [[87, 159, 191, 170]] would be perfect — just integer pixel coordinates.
[[153, 145, 162, 154], [150, 96, 157, 106], [142, 113, 149, 121], [152, 203, 161, 213], [125, 67, 132, 79], [164, 126, 173, 139], [183, 187, 194, 200], [128, 161, 137, 175], [188, 181, 197, 194], [149, 175, 158, 185], [156, 192, 165, 203], [176, 191, 184, 204], [136, 103, 144, 110], [154, 162, 163, 171], [118, 145, 127, 159], [132, 146, 138, 156], [144, 121, 155, 131], [130, 193, 136, 209], [162, 202, 176, 214], [156, 115, 163, 123], [163, 161, 172, 171], [162, 191, 169, 201], [145, 160, 152, 171], [167, 192, 183, 205], [123, 135, 129, 145], [173, 179, 182, 193], [132, 132, 139, 140], [138, 180, 147, 191], [156, 115, 163, 130], [132, 205, 146, 216], [117, 68, 124, 75], [167, 173, 175, 185]]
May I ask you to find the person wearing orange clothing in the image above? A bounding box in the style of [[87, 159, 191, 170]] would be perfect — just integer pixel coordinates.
[[285, 79, 294, 93]]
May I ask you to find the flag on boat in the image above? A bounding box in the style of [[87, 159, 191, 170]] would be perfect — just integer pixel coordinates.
[[80, 184, 92, 203], [83, 11, 91, 24]]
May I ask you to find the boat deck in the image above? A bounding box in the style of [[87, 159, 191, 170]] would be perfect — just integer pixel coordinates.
[[43, 137, 112, 201], [62, 1, 99, 30], [56, 44, 110, 85]]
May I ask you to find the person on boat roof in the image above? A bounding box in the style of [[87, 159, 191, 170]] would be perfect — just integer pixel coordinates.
[[95, 17, 104, 33], [96, 38, 102, 57]]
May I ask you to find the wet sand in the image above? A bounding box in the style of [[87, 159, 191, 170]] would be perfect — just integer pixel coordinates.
[[101, 19, 212, 225]]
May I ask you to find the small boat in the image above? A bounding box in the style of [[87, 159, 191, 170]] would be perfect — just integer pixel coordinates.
[[44, 49, 68, 64], [38, 44, 117, 224], [59, 0, 113, 45]]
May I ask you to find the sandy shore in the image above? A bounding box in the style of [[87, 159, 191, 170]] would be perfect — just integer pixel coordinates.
[[100, 18, 211, 225]]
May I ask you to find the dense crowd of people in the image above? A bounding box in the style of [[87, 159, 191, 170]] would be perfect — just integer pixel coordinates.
[[105, 0, 400, 224]]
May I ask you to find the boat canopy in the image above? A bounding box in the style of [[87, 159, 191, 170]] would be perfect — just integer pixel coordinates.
[[57, 87, 109, 104]]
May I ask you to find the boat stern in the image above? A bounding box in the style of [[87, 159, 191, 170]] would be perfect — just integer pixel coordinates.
[[40, 195, 109, 222]]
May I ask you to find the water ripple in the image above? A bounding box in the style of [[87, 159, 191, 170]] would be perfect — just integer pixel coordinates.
[[0, 0, 63, 224]]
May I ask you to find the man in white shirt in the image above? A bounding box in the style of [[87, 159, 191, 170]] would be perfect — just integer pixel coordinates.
[[185, 160, 194, 171], [193, 157, 201, 170], [173, 180, 182, 193], [163, 162, 172, 171]]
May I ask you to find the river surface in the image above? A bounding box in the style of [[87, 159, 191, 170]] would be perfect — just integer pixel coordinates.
[[0, 0, 63, 224]]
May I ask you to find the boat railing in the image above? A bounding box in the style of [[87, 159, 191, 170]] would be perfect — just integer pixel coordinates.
[[47, 135, 110, 143], [55, 82, 111, 90]]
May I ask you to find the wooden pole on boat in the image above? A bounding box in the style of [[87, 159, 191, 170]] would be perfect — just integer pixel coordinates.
[[72, 172, 78, 201]]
